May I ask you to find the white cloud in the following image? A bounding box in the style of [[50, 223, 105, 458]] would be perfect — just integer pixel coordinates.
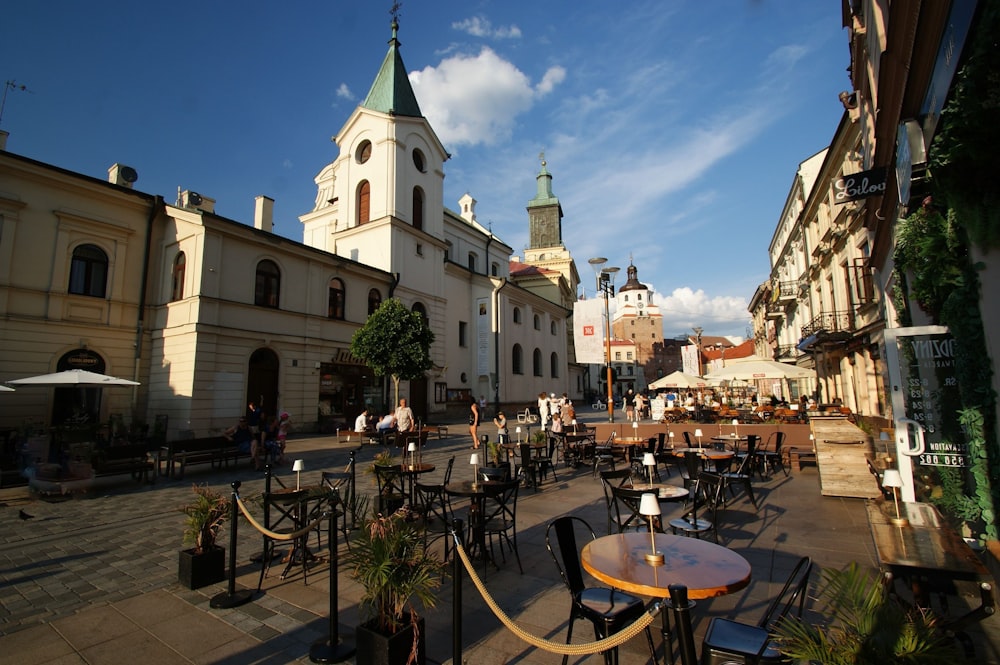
[[336, 83, 354, 100], [410, 48, 564, 147], [658, 287, 749, 335], [452, 16, 522, 40]]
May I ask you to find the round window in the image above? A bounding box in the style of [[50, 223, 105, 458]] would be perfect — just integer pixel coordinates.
[[412, 149, 425, 172], [356, 140, 372, 164]]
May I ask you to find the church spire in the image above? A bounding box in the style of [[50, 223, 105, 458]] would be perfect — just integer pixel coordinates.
[[527, 152, 564, 248], [361, 14, 423, 117]]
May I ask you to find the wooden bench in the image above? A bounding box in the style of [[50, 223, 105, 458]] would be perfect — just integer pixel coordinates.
[[92, 443, 158, 482], [162, 436, 231, 478]]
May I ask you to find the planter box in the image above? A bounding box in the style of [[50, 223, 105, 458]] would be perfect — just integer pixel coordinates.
[[178, 546, 225, 589], [356, 616, 425, 665]]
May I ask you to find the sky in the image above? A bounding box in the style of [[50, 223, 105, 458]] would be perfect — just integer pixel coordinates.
[[2, 1, 849, 340]]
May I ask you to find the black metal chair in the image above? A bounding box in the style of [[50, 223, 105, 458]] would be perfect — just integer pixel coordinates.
[[756, 431, 788, 478], [669, 470, 724, 543], [720, 434, 759, 511], [415, 456, 456, 561], [866, 457, 894, 499], [700, 556, 813, 664], [515, 442, 539, 490], [545, 516, 660, 665], [373, 465, 406, 515], [598, 468, 634, 534], [480, 465, 511, 482], [592, 433, 617, 477], [481, 479, 523, 573]]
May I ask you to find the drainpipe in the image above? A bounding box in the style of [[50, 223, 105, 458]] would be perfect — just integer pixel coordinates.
[[493, 279, 512, 416], [133, 195, 163, 408]]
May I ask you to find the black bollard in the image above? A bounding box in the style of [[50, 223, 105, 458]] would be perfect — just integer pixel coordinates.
[[668, 584, 698, 665], [250, 464, 275, 564], [347, 451, 357, 529], [452, 518, 464, 665], [210, 481, 254, 608], [310, 493, 355, 662]]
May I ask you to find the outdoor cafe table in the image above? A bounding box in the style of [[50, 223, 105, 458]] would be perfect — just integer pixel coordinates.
[[445, 480, 502, 571], [392, 462, 435, 506], [866, 499, 994, 630], [562, 429, 597, 466], [582, 532, 751, 664], [674, 446, 735, 472]]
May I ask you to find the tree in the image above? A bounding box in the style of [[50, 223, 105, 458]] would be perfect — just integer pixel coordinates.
[[350, 298, 434, 407]]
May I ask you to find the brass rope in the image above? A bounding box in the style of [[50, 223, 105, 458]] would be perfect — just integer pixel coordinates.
[[451, 533, 661, 656], [235, 494, 327, 541]]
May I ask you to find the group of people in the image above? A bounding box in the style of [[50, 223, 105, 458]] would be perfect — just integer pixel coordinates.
[[353, 398, 417, 444], [224, 402, 292, 471]]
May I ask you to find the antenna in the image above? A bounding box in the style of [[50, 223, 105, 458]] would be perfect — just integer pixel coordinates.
[[0, 80, 32, 126]]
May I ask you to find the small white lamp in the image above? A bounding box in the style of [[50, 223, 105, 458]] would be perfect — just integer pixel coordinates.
[[639, 493, 663, 565], [292, 459, 305, 491], [732, 418, 739, 438], [643, 452, 656, 489], [516, 426, 522, 443], [881, 469, 907, 526], [632, 420, 639, 435], [407, 441, 417, 468], [470, 453, 480, 488], [668, 431, 675, 448], [879, 430, 893, 464], [694, 428, 703, 447]]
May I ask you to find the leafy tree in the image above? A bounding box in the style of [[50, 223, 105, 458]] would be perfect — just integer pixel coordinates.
[[350, 298, 434, 407]]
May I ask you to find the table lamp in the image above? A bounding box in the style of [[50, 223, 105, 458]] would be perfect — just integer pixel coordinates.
[[292, 459, 305, 491], [642, 452, 656, 489], [668, 431, 675, 449], [407, 441, 417, 469], [639, 493, 663, 565], [632, 420, 639, 432], [470, 453, 480, 488], [732, 419, 739, 437], [516, 426, 522, 443], [694, 428, 703, 447], [881, 469, 908, 526], [880, 430, 893, 464]]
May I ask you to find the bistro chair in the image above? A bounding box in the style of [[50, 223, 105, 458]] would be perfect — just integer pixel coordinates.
[[481, 479, 523, 573], [756, 431, 788, 478], [545, 516, 660, 665], [415, 456, 456, 561], [700, 555, 813, 664], [669, 470, 724, 543], [480, 465, 511, 482], [592, 433, 617, 477], [373, 465, 406, 515], [515, 442, 539, 490], [866, 457, 894, 500], [599, 468, 634, 534], [720, 434, 759, 511]]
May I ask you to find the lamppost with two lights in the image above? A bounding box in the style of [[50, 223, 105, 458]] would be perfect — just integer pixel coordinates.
[[589, 257, 619, 423]]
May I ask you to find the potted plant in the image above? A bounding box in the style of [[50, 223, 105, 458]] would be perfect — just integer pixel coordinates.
[[773, 562, 958, 663], [486, 440, 504, 467], [178, 484, 229, 589], [346, 508, 445, 665]]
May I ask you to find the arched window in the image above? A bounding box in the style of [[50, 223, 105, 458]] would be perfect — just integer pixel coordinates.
[[533, 348, 543, 377], [533, 314, 541, 330], [467, 252, 477, 272], [68, 244, 108, 297], [550, 321, 557, 335], [357, 180, 371, 225], [412, 301, 428, 325], [412, 187, 424, 230], [254, 259, 280, 308], [550, 352, 560, 378], [491, 262, 499, 277], [412, 148, 425, 172], [624, 294, 629, 302], [512, 307, 522, 324], [328, 278, 345, 319], [512, 344, 523, 375], [367, 288, 382, 316], [171, 252, 186, 302]]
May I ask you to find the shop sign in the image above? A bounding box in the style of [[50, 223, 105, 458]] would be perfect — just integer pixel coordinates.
[[834, 167, 886, 204]]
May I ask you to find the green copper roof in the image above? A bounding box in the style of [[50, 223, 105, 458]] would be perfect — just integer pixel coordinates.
[[361, 21, 423, 118], [528, 159, 559, 207]]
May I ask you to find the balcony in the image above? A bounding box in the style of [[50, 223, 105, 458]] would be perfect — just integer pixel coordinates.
[[799, 310, 855, 348], [774, 344, 801, 361], [765, 301, 784, 319], [774, 281, 798, 302]]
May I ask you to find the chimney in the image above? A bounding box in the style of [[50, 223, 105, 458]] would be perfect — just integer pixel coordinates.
[[254, 195, 274, 233], [108, 163, 138, 188]]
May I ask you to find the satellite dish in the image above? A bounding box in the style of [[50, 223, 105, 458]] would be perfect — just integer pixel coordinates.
[[120, 166, 138, 183], [189, 192, 203, 206]]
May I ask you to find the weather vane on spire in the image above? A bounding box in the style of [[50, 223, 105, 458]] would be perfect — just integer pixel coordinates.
[[390, 1, 402, 22], [538, 150, 546, 167]]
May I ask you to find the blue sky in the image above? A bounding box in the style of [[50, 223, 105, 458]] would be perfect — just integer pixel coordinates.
[[2, 1, 847, 339]]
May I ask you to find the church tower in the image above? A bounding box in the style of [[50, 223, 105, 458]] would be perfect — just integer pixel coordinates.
[[612, 261, 663, 366], [520, 157, 580, 309]]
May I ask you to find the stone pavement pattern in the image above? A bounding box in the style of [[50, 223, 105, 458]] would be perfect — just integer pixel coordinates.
[[2, 421, 998, 664]]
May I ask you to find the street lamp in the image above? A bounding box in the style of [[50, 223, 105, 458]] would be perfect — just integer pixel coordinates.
[[590, 258, 619, 423]]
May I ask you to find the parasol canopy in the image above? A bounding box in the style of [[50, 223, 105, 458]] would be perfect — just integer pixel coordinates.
[[704, 358, 816, 382], [8, 369, 140, 387], [648, 371, 715, 390], [0, 385, 14, 392]]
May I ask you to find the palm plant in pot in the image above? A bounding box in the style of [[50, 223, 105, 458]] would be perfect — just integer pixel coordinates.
[[346, 507, 445, 665], [178, 484, 229, 589]]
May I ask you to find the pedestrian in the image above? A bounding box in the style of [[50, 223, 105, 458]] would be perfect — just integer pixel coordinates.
[[394, 398, 415, 433], [493, 410, 509, 444], [538, 392, 550, 430], [246, 401, 261, 436], [469, 395, 481, 448], [276, 412, 292, 464]]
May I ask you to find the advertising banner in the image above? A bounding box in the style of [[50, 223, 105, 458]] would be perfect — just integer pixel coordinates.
[[573, 299, 605, 365]]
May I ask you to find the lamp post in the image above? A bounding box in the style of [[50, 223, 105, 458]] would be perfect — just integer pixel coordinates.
[[589, 257, 619, 423]]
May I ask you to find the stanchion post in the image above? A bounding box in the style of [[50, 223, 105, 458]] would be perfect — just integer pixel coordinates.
[[348, 451, 357, 529], [452, 518, 464, 665], [310, 494, 355, 662], [210, 481, 254, 608], [668, 584, 698, 665]]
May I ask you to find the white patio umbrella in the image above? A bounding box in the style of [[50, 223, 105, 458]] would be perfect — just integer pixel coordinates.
[[0, 385, 15, 392], [704, 358, 816, 382], [648, 371, 715, 390], [8, 369, 140, 387]]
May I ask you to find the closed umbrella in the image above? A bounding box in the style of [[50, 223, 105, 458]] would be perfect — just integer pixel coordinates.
[[8, 369, 140, 387]]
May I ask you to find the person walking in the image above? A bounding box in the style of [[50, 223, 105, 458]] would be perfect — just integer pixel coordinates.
[[493, 410, 509, 444], [538, 392, 550, 430], [394, 398, 415, 433], [469, 396, 481, 448]]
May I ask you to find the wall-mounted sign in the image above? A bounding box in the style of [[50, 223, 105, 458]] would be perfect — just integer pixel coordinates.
[[834, 167, 886, 204]]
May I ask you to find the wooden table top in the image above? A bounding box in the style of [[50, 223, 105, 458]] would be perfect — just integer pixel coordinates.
[[673, 447, 734, 460], [582, 532, 751, 600], [391, 463, 435, 475], [444, 480, 504, 497], [866, 500, 989, 580], [625, 483, 689, 500]]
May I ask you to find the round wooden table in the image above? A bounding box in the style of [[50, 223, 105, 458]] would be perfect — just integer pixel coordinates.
[[582, 532, 751, 663]]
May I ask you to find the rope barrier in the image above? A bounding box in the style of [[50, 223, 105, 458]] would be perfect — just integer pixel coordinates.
[[235, 494, 326, 541], [451, 532, 661, 656]]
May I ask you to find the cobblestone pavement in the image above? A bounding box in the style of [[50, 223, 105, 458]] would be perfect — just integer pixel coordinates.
[[2, 416, 998, 664]]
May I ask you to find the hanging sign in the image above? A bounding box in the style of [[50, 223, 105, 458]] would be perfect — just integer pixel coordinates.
[[834, 167, 886, 204]]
